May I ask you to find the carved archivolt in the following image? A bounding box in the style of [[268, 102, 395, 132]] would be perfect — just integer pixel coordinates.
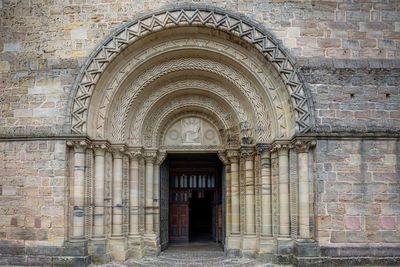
[[71, 5, 312, 137], [94, 37, 289, 142], [139, 94, 239, 147], [127, 79, 252, 144], [108, 58, 270, 143]]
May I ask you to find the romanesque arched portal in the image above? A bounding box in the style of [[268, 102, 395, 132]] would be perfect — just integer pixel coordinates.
[[67, 4, 316, 263]]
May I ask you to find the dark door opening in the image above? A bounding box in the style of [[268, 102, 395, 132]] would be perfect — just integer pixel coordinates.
[[189, 190, 213, 242], [164, 153, 223, 245]]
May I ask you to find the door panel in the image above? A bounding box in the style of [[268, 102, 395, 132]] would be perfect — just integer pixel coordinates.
[[169, 190, 189, 242], [160, 162, 169, 250]]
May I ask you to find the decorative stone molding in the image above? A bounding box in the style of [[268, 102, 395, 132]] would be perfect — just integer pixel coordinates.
[[143, 150, 157, 163], [71, 5, 312, 135]]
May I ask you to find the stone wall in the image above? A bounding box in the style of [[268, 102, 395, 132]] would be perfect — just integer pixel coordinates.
[[315, 139, 400, 244]]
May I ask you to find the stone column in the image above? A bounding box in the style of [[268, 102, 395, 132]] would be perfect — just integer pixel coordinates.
[[144, 150, 157, 234], [241, 147, 255, 234], [112, 148, 124, 237], [225, 164, 232, 235], [259, 145, 272, 236], [128, 150, 141, 236], [277, 144, 290, 236], [228, 150, 240, 234], [93, 144, 106, 238], [295, 140, 315, 238], [70, 141, 87, 239]]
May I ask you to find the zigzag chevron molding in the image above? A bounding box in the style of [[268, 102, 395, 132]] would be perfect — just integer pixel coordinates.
[[71, 5, 312, 135]]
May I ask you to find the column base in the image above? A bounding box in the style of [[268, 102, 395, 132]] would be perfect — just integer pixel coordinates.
[[143, 234, 160, 256], [241, 234, 258, 258], [108, 236, 127, 262], [256, 236, 275, 262], [276, 237, 294, 263], [225, 234, 241, 257], [127, 234, 143, 259], [88, 238, 111, 264]]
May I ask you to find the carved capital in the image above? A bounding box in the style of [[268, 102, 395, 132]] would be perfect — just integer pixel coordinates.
[[67, 140, 89, 153], [240, 146, 255, 160], [217, 150, 229, 165], [93, 143, 107, 157], [294, 140, 316, 153], [127, 147, 143, 160], [143, 149, 157, 163], [155, 150, 167, 165], [271, 143, 290, 156], [111, 145, 126, 159], [226, 149, 240, 164]]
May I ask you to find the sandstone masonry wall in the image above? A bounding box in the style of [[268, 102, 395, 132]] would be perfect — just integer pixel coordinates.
[[315, 139, 400, 244]]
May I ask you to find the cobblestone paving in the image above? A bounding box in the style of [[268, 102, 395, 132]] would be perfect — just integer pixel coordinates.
[[93, 243, 291, 267]]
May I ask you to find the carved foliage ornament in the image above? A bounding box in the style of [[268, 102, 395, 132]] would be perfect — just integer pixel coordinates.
[[71, 5, 312, 135]]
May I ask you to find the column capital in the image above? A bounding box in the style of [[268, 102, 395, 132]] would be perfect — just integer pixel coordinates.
[[294, 140, 316, 153], [226, 149, 240, 163], [67, 140, 89, 152], [240, 145, 255, 160], [143, 149, 157, 163], [217, 150, 229, 165], [127, 147, 143, 160], [92, 142, 109, 156], [271, 142, 290, 155], [155, 150, 167, 165], [256, 143, 271, 158], [110, 145, 126, 159]]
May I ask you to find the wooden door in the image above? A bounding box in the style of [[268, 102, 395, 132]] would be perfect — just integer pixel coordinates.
[[169, 190, 189, 242]]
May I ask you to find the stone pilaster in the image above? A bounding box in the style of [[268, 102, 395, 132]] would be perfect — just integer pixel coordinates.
[[295, 140, 315, 239]]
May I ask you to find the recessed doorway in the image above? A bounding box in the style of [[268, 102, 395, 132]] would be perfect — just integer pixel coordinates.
[[160, 153, 223, 248]]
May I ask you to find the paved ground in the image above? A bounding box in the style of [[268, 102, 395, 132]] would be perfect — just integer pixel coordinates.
[[92, 242, 290, 267]]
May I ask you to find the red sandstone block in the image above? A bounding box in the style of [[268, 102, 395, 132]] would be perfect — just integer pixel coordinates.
[[34, 218, 41, 228], [380, 216, 396, 230], [344, 216, 361, 230]]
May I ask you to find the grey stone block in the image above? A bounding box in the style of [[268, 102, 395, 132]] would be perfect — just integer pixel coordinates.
[[27, 255, 52, 266], [294, 240, 320, 257], [277, 239, 294, 255]]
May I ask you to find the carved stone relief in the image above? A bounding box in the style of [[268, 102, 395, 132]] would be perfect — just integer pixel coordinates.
[[164, 117, 221, 146]]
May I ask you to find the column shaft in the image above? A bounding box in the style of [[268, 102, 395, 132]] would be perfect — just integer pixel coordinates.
[[153, 164, 160, 234], [129, 155, 140, 235], [145, 156, 154, 233], [278, 146, 290, 236], [72, 143, 86, 239], [245, 155, 255, 234], [261, 150, 272, 236], [93, 146, 105, 237], [230, 158, 240, 233], [225, 165, 232, 235], [112, 151, 123, 236]]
